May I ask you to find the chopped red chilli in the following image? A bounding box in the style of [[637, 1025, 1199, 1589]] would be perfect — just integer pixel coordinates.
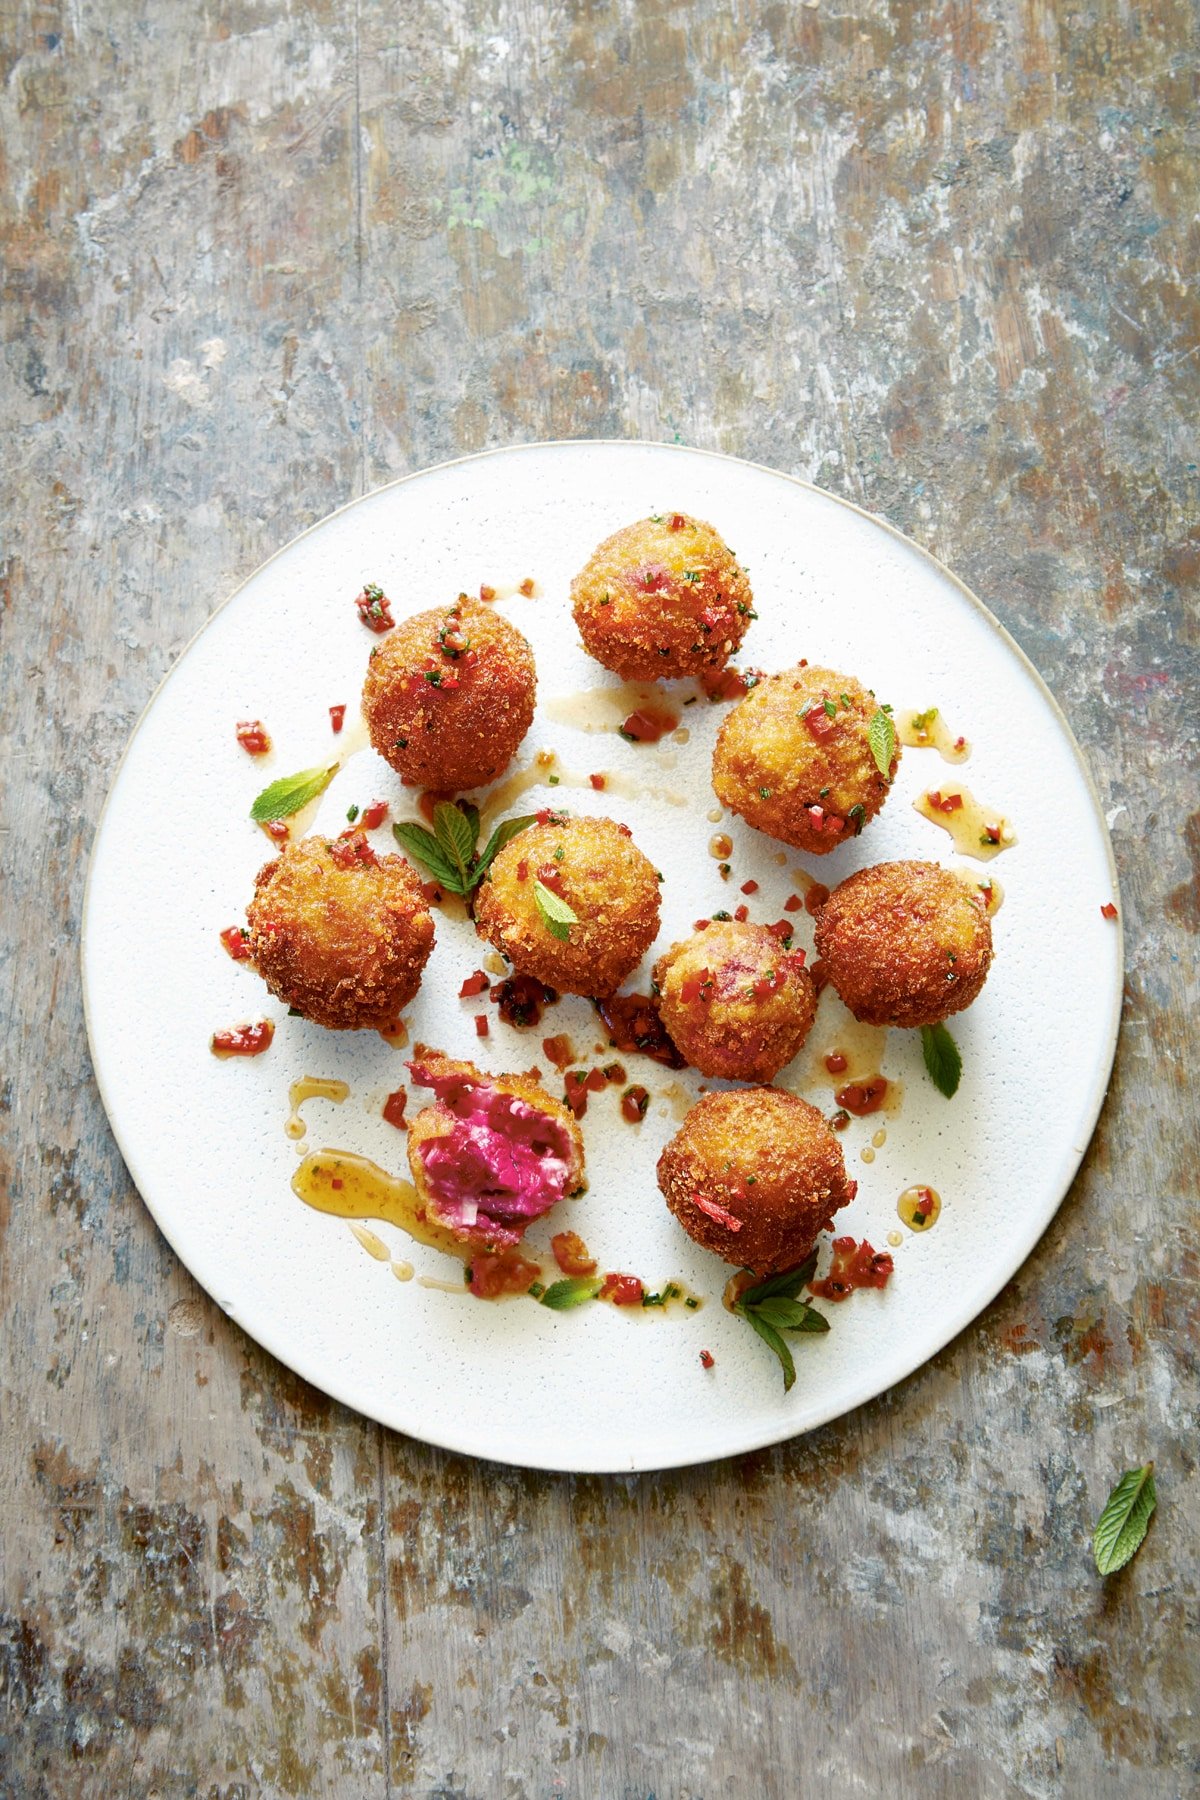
[[220, 926, 251, 961], [589, 773, 607, 790], [360, 800, 389, 830], [329, 704, 347, 733], [692, 1192, 743, 1232], [600, 1272, 645, 1306], [211, 1020, 275, 1057], [809, 1237, 894, 1301], [382, 1089, 408, 1130], [1100, 902, 1119, 920], [355, 584, 395, 633], [263, 819, 290, 842], [236, 719, 271, 755], [474, 1015, 489, 1037], [784, 893, 802, 912], [699, 1349, 715, 1370], [459, 971, 490, 998], [928, 790, 964, 814], [621, 1085, 650, 1122], [740, 880, 758, 895]]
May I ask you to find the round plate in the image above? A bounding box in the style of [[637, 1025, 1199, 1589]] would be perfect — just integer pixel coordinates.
[[83, 442, 1121, 1472]]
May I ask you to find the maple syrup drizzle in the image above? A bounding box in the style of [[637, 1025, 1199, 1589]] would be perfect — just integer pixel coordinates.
[[914, 786, 1017, 861], [896, 706, 971, 763]]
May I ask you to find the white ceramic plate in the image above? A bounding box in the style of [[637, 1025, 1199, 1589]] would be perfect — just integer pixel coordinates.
[[83, 442, 1121, 1472]]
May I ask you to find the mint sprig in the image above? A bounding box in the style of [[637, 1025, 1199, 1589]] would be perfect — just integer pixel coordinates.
[[733, 1252, 828, 1392], [534, 879, 578, 942], [920, 1021, 962, 1097], [250, 762, 340, 822], [1093, 1464, 1157, 1575], [392, 802, 538, 897], [867, 707, 897, 779]]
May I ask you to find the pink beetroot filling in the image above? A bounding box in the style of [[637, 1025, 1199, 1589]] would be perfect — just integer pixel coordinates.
[[409, 1060, 574, 1244]]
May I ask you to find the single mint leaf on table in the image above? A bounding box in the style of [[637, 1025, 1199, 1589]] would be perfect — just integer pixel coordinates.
[[392, 821, 463, 893], [250, 762, 340, 822], [434, 800, 476, 887], [534, 879, 578, 942], [920, 1021, 962, 1097], [540, 1276, 602, 1311], [867, 708, 898, 779], [1093, 1464, 1157, 1575]]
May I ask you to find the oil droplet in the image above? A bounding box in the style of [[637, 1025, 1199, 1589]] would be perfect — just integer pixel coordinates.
[[896, 706, 971, 763], [672, 726, 690, 745], [484, 952, 508, 976], [657, 1081, 693, 1121], [709, 832, 733, 859], [887, 1230, 903, 1248], [773, 851, 788, 866], [898, 1184, 942, 1232], [860, 1146, 876, 1164], [349, 1223, 390, 1261], [542, 681, 673, 736], [391, 1259, 414, 1282], [285, 1076, 350, 1140], [914, 786, 1016, 861], [872, 1128, 887, 1148], [707, 807, 724, 823]]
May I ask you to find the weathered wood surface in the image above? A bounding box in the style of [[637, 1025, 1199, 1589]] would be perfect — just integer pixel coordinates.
[[2, 0, 1197, 1794]]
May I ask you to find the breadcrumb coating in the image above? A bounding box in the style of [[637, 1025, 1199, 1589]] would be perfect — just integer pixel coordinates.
[[712, 664, 898, 854], [653, 921, 816, 1082], [658, 1088, 856, 1275], [473, 814, 661, 998], [813, 859, 993, 1027], [571, 512, 755, 681], [246, 833, 434, 1030], [362, 598, 536, 791]]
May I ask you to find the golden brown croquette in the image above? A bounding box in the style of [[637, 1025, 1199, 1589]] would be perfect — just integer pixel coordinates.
[[657, 1089, 857, 1275], [362, 597, 536, 791], [653, 920, 817, 1082], [570, 512, 755, 681], [712, 664, 899, 854], [813, 859, 993, 1028], [473, 812, 661, 998], [246, 833, 434, 1030]]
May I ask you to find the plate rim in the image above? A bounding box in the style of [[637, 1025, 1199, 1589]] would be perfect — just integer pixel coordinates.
[[81, 438, 1124, 1472]]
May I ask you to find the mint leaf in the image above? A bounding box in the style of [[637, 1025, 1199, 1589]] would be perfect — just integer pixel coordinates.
[[540, 1276, 602, 1311], [250, 762, 339, 822], [534, 880, 578, 942], [752, 1296, 830, 1334], [475, 812, 539, 881], [740, 1307, 797, 1392], [434, 801, 476, 887], [739, 1251, 819, 1306], [391, 821, 463, 893], [920, 1022, 962, 1097], [1093, 1464, 1157, 1575], [867, 708, 897, 779]]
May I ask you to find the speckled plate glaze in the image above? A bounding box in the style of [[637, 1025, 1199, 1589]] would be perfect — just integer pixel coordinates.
[[83, 442, 1122, 1473]]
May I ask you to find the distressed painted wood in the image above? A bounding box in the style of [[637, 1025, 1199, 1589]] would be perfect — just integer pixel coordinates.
[[1, 0, 1196, 1794]]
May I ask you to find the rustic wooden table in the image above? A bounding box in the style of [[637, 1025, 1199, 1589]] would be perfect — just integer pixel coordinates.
[[2, 2, 1196, 1795]]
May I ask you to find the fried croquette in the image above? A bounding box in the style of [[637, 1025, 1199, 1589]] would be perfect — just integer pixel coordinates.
[[362, 597, 536, 791], [406, 1046, 586, 1249], [712, 665, 899, 854], [813, 859, 994, 1028], [246, 832, 434, 1030], [653, 920, 817, 1082], [657, 1089, 857, 1275], [473, 812, 661, 998], [570, 512, 755, 681]]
